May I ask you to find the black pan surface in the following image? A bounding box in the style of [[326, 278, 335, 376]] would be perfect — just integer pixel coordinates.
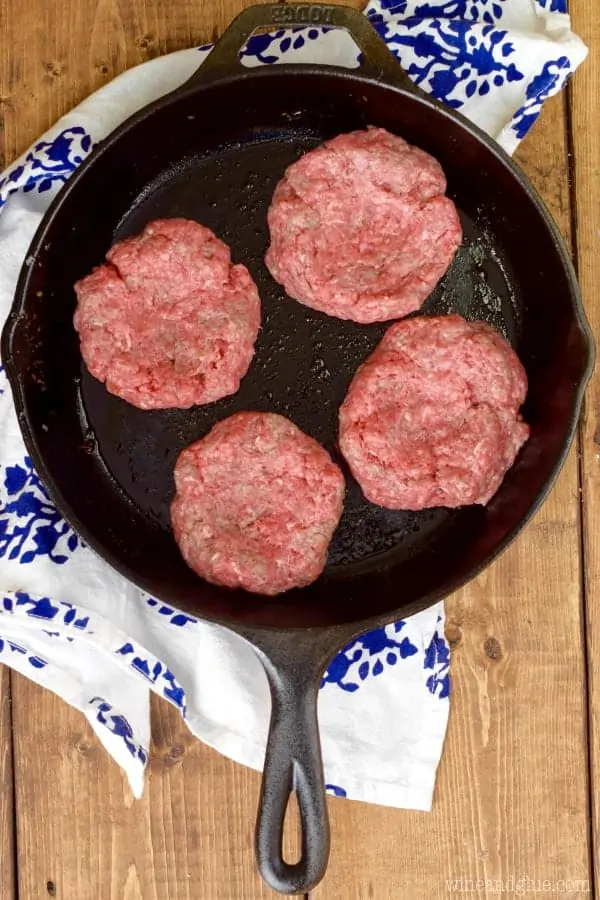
[[3, 64, 592, 631]]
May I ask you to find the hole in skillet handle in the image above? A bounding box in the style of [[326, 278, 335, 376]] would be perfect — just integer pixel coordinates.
[[184, 2, 422, 93], [239, 626, 349, 895]]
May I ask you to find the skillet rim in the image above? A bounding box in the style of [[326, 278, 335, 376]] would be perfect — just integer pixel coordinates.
[[1, 63, 595, 637]]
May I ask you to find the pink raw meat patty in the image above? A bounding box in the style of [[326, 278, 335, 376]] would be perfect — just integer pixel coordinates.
[[339, 315, 529, 509], [73, 218, 261, 410], [265, 127, 462, 324], [170, 412, 345, 595]]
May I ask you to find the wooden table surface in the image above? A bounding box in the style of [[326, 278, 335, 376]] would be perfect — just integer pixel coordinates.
[[0, 1, 599, 898]]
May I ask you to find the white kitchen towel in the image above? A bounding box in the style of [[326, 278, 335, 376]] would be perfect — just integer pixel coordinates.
[[0, 0, 586, 807]]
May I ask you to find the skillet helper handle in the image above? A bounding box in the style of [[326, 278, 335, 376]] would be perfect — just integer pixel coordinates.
[[248, 632, 338, 895], [192, 2, 417, 89]]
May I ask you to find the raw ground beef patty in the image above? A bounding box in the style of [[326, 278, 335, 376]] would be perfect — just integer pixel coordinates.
[[339, 315, 530, 510], [171, 412, 345, 595], [74, 218, 261, 410], [265, 127, 462, 324]]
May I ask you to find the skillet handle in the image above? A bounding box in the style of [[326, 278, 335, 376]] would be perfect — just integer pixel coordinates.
[[190, 2, 417, 90], [247, 630, 341, 895]]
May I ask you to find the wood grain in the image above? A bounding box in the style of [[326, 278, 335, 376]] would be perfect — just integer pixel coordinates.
[[568, 4, 600, 898], [313, 95, 592, 899], [0, 667, 15, 900], [11, 677, 300, 900]]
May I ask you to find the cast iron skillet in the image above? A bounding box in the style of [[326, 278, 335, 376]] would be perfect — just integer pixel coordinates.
[[1, 3, 595, 893]]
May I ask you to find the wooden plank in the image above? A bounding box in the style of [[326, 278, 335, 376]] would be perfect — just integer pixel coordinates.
[[12, 677, 298, 899], [0, 667, 16, 900], [313, 94, 592, 899], [568, 5, 600, 898]]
